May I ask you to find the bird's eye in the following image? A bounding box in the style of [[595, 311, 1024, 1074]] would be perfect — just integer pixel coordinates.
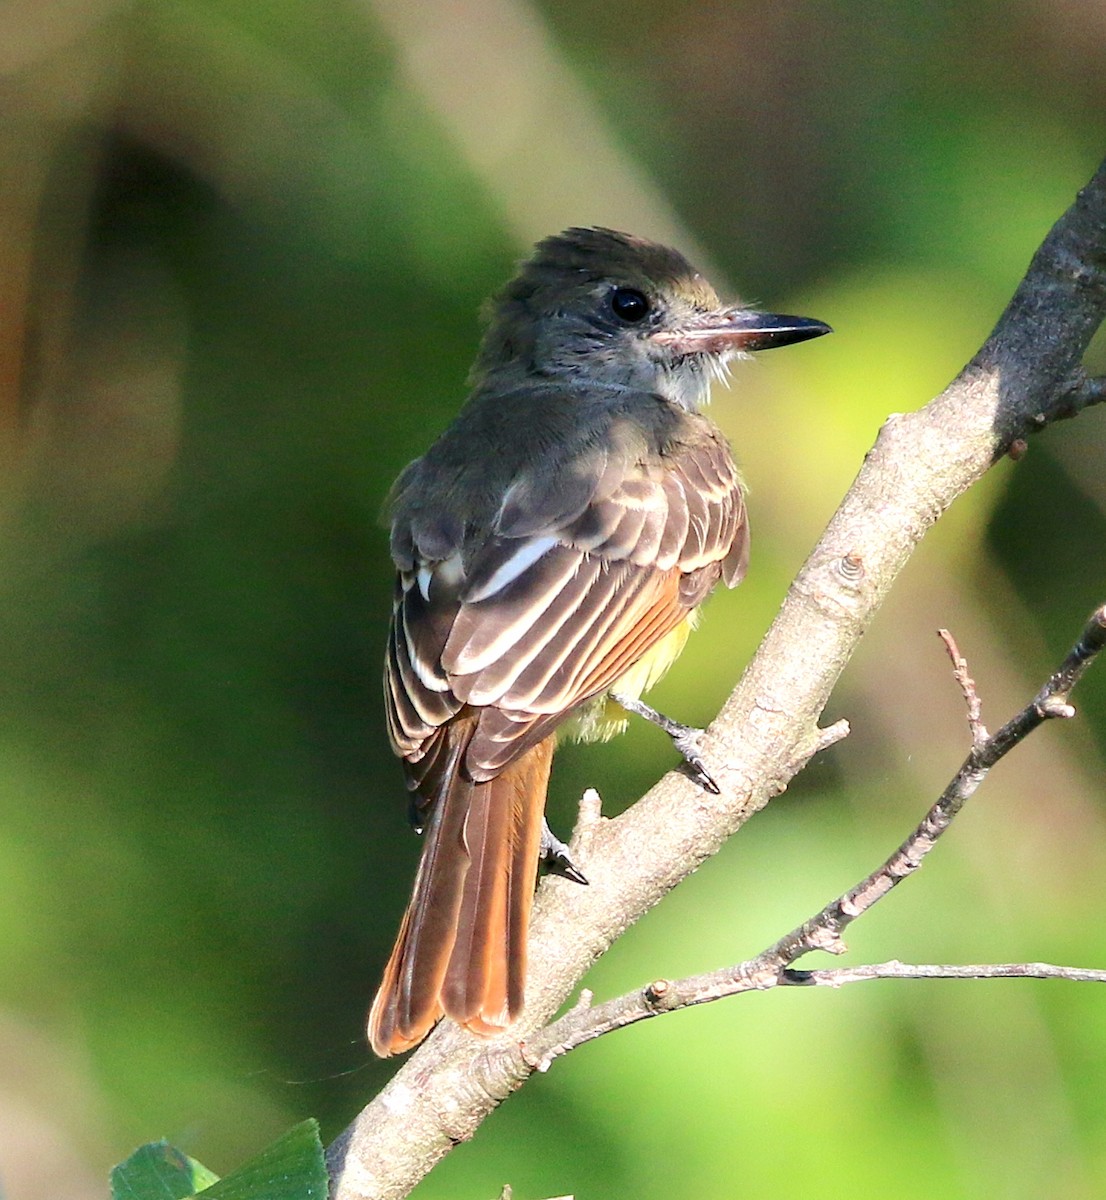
[[610, 287, 650, 322]]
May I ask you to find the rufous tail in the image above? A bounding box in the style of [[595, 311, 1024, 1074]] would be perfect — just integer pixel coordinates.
[[367, 722, 553, 1057]]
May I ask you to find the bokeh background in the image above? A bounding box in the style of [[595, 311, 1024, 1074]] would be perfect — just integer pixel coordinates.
[[1, 2, 1105, 1197]]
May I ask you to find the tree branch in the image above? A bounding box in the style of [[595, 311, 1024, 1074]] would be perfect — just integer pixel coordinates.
[[327, 159, 1106, 1200], [515, 605, 1106, 1064]]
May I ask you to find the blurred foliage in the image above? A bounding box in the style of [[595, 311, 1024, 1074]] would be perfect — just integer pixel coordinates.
[[0, 2, 1104, 1198]]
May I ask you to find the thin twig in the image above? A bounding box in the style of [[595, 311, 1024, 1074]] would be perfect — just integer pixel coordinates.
[[519, 606, 1106, 1066], [938, 628, 987, 744], [783, 961, 1106, 986], [764, 604, 1106, 968]]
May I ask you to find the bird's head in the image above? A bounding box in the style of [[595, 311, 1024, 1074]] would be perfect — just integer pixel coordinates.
[[474, 227, 830, 409]]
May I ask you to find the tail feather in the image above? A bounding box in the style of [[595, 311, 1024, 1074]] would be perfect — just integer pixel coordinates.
[[505, 740, 552, 1015], [368, 720, 553, 1057], [390, 733, 469, 1033], [442, 763, 514, 1024]]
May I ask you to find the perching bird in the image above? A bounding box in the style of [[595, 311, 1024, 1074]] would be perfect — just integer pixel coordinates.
[[369, 227, 830, 1055]]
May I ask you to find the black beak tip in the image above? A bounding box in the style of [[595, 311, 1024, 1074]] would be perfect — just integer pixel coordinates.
[[803, 318, 833, 339], [752, 315, 833, 351]]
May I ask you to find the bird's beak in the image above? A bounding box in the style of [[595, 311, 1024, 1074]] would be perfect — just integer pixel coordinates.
[[650, 309, 832, 357]]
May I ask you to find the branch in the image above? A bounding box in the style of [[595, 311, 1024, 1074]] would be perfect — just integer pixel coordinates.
[[784, 962, 1106, 986], [515, 960, 1106, 1067], [327, 159, 1106, 1200], [515, 605, 1106, 1063]]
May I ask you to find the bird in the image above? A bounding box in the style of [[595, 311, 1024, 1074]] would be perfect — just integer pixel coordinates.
[[368, 227, 830, 1056]]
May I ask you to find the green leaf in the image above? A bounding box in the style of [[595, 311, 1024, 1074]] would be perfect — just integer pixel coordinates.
[[199, 1119, 327, 1200], [110, 1140, 219, 1200], [110, 1121, 325, 1200]]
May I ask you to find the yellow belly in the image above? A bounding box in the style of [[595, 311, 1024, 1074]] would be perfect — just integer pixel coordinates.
[[564, 613, 696, 745]]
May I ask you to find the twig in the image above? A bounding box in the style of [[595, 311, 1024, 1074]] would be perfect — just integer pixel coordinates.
[[518, 606, 1106, 1065], [765, 604, 1106, 964], [938, 628, 987, 744], [783, 961, 1106, 986]]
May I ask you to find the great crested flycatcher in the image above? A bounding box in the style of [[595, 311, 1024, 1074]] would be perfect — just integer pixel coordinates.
[[369, 227, 829, 1056]]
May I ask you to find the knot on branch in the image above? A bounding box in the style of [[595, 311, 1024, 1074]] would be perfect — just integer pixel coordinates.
[[644, 979, 677, 1011]]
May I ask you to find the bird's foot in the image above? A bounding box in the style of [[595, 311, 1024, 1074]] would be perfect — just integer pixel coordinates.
[[610, 693, 721, 795], [540, 818, 588, 884]]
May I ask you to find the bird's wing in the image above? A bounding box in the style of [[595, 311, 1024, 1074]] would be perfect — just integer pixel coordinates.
[[384, 426, 746, 790]]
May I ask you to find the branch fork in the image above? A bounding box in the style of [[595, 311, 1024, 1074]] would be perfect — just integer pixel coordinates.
[[519, 605, 1106, 1063]]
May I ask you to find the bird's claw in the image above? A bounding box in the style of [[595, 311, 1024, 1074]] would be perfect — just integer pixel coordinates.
[[610, 692, 721, 795], [669, 726, 721, 794], [540, 818, 588, 884]]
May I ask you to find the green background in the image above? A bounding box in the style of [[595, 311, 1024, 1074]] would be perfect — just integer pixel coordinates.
[[1, 2, 1105, 1197]]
